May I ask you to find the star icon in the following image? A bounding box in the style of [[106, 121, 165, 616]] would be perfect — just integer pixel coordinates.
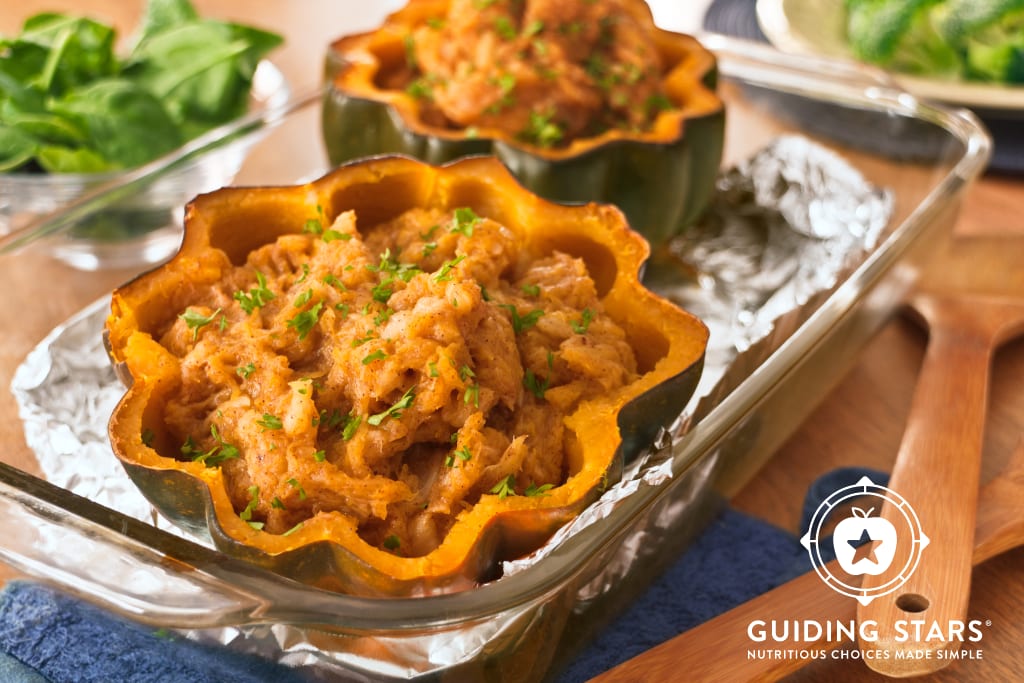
[[850, 529, 883, 564]]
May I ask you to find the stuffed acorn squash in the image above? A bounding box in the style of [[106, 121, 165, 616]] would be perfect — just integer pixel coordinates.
[[322, 0, 725, 245], [104, 155, 708, 596]]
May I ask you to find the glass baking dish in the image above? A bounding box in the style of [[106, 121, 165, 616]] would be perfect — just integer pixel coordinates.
[[0, 33, 990, 682]]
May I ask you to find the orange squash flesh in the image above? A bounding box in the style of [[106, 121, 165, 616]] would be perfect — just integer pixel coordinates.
[[105, 155, 708, 596]]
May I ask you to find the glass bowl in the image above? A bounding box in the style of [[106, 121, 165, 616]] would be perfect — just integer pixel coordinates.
[[0, 61, 291, 272]]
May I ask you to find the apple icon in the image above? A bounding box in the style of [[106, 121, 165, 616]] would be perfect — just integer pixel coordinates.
[[832, 506, 897, 576]]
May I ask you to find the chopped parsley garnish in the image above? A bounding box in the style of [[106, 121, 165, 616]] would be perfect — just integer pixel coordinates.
[[494, 16, 516, 39], [271, 496, 286, 510], [524, 482, 555, 497], [455, 446, 472, 462], [240, 485, 260, 528], [449, 207, 480, 236], [433, 254, 466, 282], [257, 413, 283, 430], [183, 424, 239, 467], [362, 349, 388, 365], [521, 283, 540, 296], [234, 272, 275, 315], [236, 362, 255, 378], [571, 308, 594, 334], [383, 534, 401, 552], [368, 248, 421, 282], [486, 73, 517, 112], [499, 304, 544, 333], [294, 289, 313, 307], [287, 301, 324, 340], [523, 351, 554, 400], [406, 78, 433, 100], [323, 273, 347, 290], [287, 477, 307, 500], [303, 218, 323, 235], [524, 19, 544, 36], [323, 229, 349, 242], [352, 330, 376, 347], [490, 474, 516, 499], [341, 412, 362, 440], [520, 110, 563, 148], [371, 280, 394, 303], [368, 385, 417, 426], [282, 522, 304, 537], [645, 93, 674, 115], [179, 307, 221, 341]]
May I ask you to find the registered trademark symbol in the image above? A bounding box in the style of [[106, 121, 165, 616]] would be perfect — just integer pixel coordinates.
[[986, 620, 992, 627]]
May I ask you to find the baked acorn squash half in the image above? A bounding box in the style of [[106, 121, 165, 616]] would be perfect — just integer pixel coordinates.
[[105, 155, 708, 597], [322, 0, 725, 245]]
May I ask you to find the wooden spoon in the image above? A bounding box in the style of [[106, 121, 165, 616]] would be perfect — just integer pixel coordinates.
[[855, 237, 1024, 675], [587, 437, 1024, 683]]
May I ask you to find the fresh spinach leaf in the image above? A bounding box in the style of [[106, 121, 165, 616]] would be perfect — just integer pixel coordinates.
[[0, 0, 282, 174], [136, 0, 200, 41], [0, 125, 37, 172], [36, 144, 110, 174], [49, 78, 183, 169]]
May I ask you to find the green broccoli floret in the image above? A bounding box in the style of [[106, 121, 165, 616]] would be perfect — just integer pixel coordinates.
[[939, 0, 1024, 83], [845, 0, 962, 78]]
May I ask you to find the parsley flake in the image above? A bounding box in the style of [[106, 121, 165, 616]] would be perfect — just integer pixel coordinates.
[[287, 478, 307, 500], [571, 308, 594, 334], [490, 474, 516, 499], [368, 385, 417, 426], [450, 207, 481, 236], [341, 412, 362, 440], [525, 482, 555, 497], [433, 255, 466, 282], [287, 301, 324, 340], [499, 304, 544, 333], [257, 413, 283, 430], [362, 349, 388, 365], [179, 308, 221, 341], [240, 485, 260, 526]]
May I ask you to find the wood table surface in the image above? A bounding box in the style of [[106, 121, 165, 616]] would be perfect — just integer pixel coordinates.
[[0, 2, 1020, 682]]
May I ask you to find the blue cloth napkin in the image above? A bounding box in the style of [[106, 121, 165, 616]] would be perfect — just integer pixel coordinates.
[[0, 468, 883, 682], [0, 581, 308, 683]]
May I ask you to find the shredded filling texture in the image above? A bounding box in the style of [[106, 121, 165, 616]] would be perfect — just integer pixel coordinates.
[[393, 0, 671, 147], [158, 207, 638, 556]]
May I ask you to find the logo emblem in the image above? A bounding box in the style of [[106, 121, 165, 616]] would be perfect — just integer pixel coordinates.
[[800, 476, 928, 605]]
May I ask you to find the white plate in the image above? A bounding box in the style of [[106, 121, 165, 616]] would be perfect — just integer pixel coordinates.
[[756, 0, 1024, 114]]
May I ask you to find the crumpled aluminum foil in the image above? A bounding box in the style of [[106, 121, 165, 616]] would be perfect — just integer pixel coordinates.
[[9, 134, 892, 679]]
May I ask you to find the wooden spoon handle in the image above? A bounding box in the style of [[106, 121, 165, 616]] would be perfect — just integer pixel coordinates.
[[857, 294, 1024, 675], [856, 306, 994, 674], [587, 440, 1024, 683]]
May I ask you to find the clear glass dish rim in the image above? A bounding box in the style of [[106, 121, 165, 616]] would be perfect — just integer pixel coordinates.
[[0, 33, 993, 631], [0, 59, 302, 255]]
